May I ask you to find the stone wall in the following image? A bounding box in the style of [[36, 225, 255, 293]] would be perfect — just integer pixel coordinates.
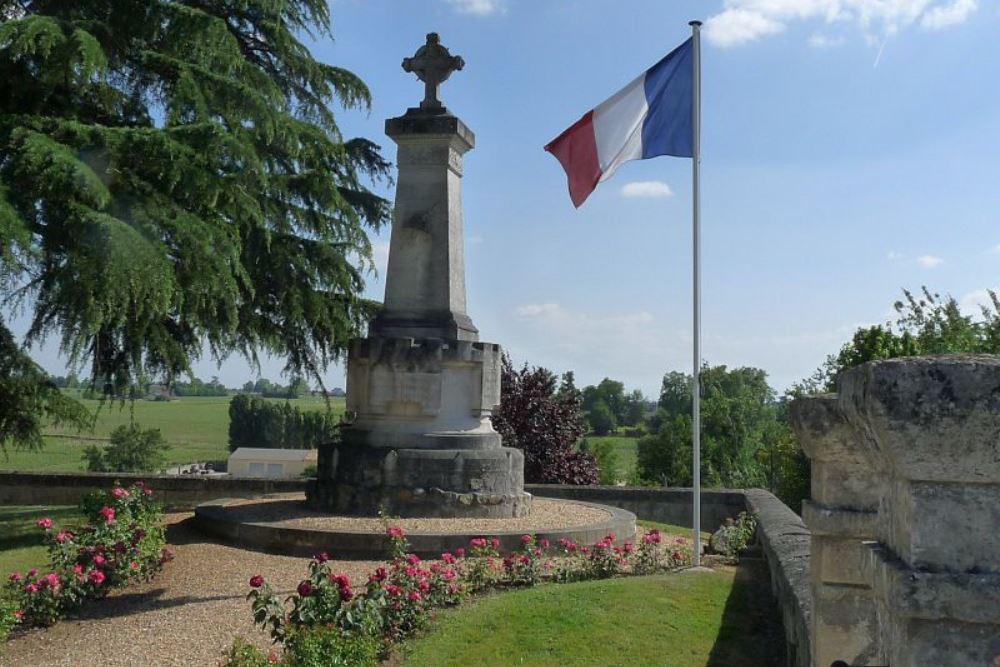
[[0, 471, 307, 509], [794, 355, 1000, 667]]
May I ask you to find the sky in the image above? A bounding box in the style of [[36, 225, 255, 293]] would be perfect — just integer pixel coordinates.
[[16, 0, 1000, 397]]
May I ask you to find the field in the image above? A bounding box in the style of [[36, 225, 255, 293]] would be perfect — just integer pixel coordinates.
[[585, 435, 640, 483], [0, 395, 346, 473]]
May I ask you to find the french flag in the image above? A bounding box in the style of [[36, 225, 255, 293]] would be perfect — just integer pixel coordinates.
[[545, 38, 694, 208]]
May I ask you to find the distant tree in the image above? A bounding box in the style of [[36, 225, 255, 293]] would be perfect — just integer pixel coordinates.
[[638, 365, 780, 490], [622, 389, 647, 427], [555, 371, 582, 403], [228, 394, 338, 451], [582, 378, 627, 425], [588, 399, 617, 436], [0, 1, 390, 451], [492, 355, 598, 485], [83, 424, 168, 473]]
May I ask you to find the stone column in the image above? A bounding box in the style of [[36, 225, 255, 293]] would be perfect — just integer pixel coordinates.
[[371, 113, 478, 341], [840, 355, 1000, 667], [791, 395, 881, 667]]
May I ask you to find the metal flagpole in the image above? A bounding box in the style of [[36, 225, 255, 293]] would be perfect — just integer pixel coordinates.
[[689, 19, 703, 568]]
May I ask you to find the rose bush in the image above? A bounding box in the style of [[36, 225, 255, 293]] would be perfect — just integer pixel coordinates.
[[227, 525, 690, 665], [2, 481, 168, 635]]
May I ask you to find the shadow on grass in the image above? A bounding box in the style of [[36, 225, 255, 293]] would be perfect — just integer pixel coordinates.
[[706, 558, 786, 667]]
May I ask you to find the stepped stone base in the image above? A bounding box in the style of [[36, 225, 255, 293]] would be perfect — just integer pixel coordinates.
[[306, 444, 532, 518]]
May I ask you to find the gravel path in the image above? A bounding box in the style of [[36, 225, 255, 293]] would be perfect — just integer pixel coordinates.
[[0, 513, 384, 667]]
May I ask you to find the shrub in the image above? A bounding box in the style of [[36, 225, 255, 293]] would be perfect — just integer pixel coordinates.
[[83, 424, 169, 473], [0, 595, 19, 644], [492, 355, 599, 485], [220, 639, 276, 667], [710, 512, 758, 562], [2, 482, 168, 632], [587, 399, 617, 436], [584, 439, 620, 485]]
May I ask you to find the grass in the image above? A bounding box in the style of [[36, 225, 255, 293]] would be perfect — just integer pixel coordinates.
[[584, 435, 639, 483], [0, 506, 83, 577], [637, 519, 713, 542], [0, 395, 346, 473], [400, 564, 783, 667]]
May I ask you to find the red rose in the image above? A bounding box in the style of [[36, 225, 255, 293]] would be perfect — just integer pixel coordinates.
[[297, 580, 313, 597], [88, 570, 106, 585], [98, 506, 116, 524], [249, 575, 264, 588], [36, 518, 53, 530]]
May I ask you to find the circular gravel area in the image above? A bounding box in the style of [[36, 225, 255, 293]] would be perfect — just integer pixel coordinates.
[[195, 494, 636, 559], [225, 495, 612, 532]]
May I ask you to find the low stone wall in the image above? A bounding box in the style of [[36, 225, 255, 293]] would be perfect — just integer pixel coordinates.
[[0, 471, 307, 509], [525, 484, 747, 532], [0, 471, 812, 662]]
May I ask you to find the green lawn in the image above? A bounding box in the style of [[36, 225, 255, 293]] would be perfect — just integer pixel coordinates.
[[637, 519, 713, 542], [0, 395, 345, 473], [400, 565, 783, 667], [0, 506, 83, 577], [585, 435, 639, 483]]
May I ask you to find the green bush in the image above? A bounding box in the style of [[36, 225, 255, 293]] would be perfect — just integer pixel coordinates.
[[283, 626, 380, 667], [221, 639, 274, 667], [3, 482, 168, 632], [0, 595, 18, 644], [583, 439, 620, 485], [82, 424, 169, 473]]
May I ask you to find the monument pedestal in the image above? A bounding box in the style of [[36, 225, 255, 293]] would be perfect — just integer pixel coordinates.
[[307, 337, 531, 517]]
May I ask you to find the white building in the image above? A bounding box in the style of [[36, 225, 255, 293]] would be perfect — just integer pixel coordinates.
[[227, 448, 317, 479]]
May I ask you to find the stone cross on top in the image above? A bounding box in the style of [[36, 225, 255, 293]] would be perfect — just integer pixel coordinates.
[[402, 33, 464, 111]]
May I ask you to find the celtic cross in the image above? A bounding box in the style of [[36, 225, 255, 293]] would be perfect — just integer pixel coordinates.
[[402, 33, 464, 111]]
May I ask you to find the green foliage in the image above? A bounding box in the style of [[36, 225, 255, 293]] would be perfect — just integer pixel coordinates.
[[587, 399, 617, 436], [639, 365, 786, 490], [228, 394, 339, 451], [0, 1, 390, 416], [220, 640, 273, 667], [710, 512, 758, 562], [171, 376, 228, 397], [282, 625, 380, 667], [795, 287, 1000, 394], [582, 438, 620, 485], [82, 424, 168, 473], [0, 321, 91, 455]]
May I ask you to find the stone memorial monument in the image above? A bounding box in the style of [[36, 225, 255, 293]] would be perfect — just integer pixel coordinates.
[[307, 33, 531, 518]]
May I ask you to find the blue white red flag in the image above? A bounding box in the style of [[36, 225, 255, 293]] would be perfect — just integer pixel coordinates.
[[545, 38, 694, 207]]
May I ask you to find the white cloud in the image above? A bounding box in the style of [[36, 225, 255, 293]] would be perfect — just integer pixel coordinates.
[[444, 0, 506, 16], [959, 288, 1000, 315], [922, 0, 977, 29], [916, 254, 944, 268], [621, 181, 675, 198], [809, 32, 845, 48], [705, 0, 977, 48]]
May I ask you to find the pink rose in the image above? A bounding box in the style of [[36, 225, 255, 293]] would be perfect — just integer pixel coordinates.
[[8, 572, 22, 583], [143, 487, 153, 496], [443, 569, 456, 581], [296, 580, 313, 597], [55, 530, 71, 543], [386, 526, 405, 538], [13, 610, 23, 621], [314, 552, 330, 564], [385, 584, 402, 596], [111, 487, 130, 500], [469, 537, 486, 549], [93, 554, 106, 567], [539, 539, 550, 549], [521, 534, 533, 544], [43, 572, 60, 588], [129, 561, 139, 571], [441, 552, 456, 564], [24, 583, 39, 594], [406, 554, 420, 566], [27, 568, 37, 578], [407, 591, 422, 602], [99, 506, 116, 524], [36, 517, 53, 530], [88, 570, 106, 585], [249, 575, 264, 588], [72, 564, 84, 575], [491, 538, 501, 550], [455, 548, 465, 558]]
